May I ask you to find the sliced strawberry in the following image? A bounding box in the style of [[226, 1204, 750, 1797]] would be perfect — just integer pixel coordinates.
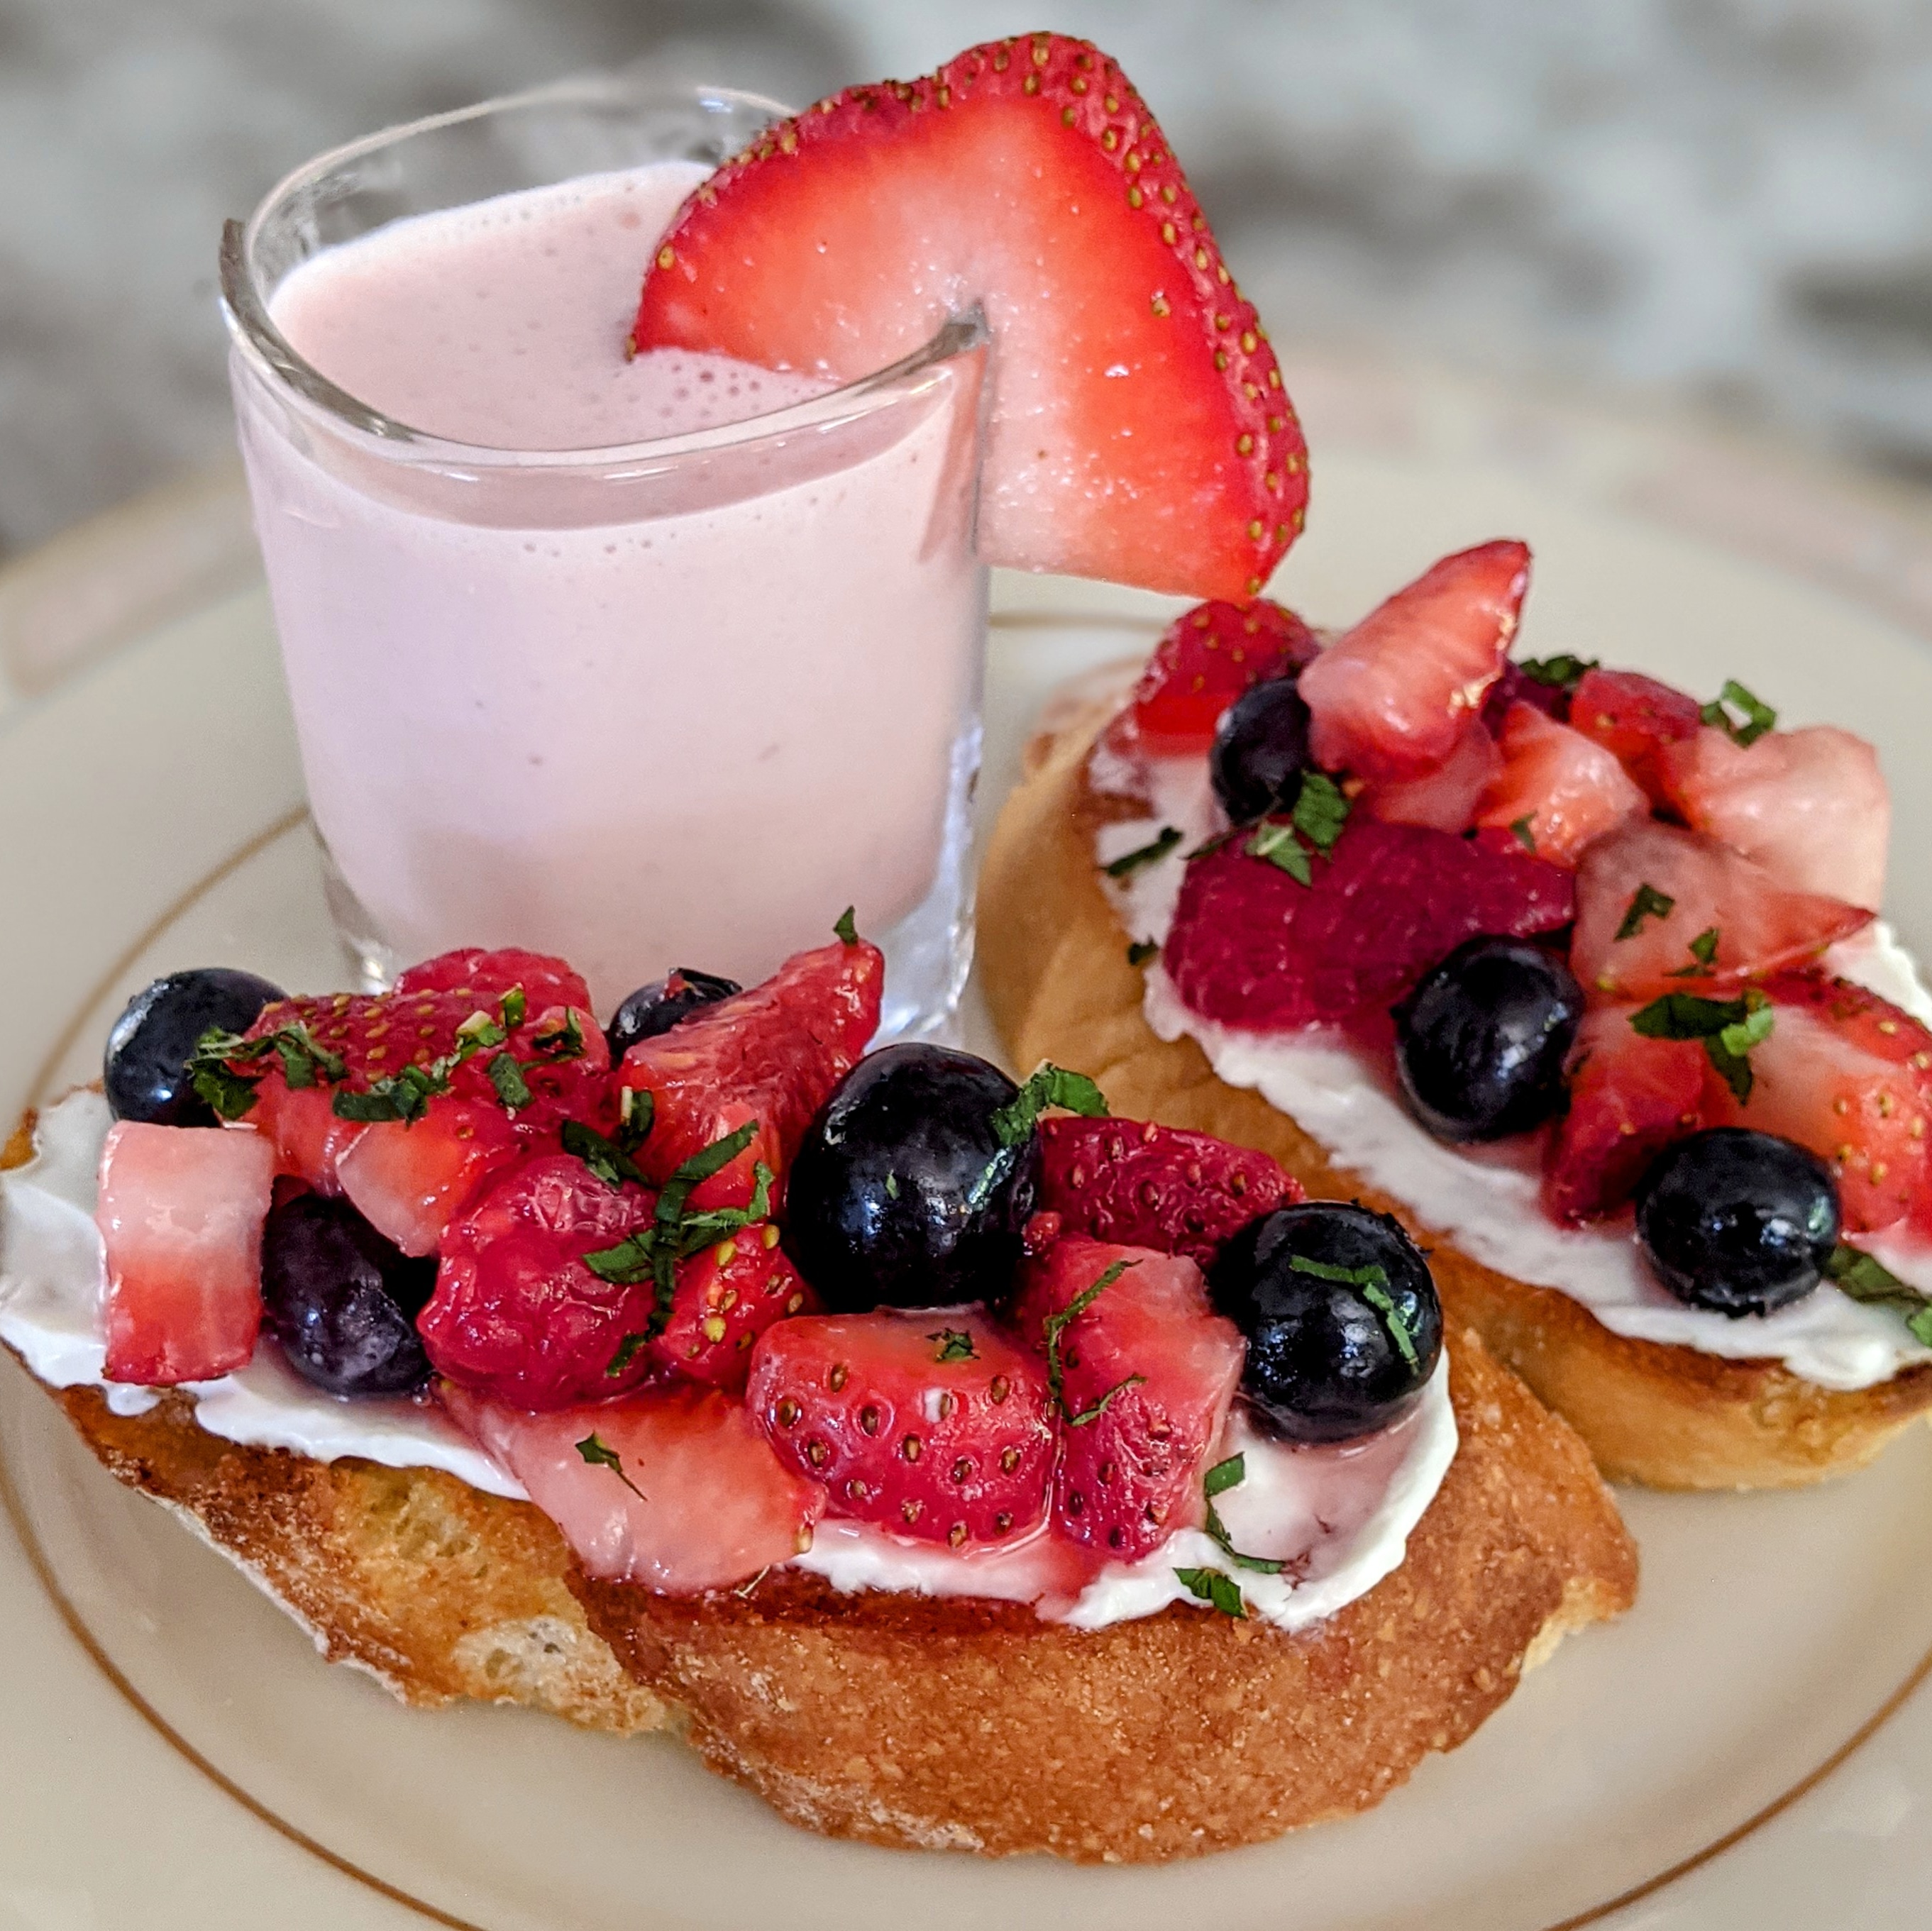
[[1572, 820, 1871, 1002], [1542, 1007, 1707, 1222], [1760, 969, 1932, 1075], [629, 34, 1306, 600], [1164, 814, 1574, 1029], [1125, 599, 1320, 755], [392, 947, 591, 1012], [749, 1310, 1054, 1548], [446, 1383, 823, 1593], [418, 1154, 659, 1409], [334, 1097, 522, 1257], [96, 1123, 276, 1383], [1569, 667, 1702, 804], [1037, 1115, 1301, 1266], [1362, 722, 1500, 834], [1473, 702, 1646, 868], [648, 1222, 817, 1393], [1657, 725, 1889, 911], [1299, 540, 1530, 782], [619, 937, 882, 1211], [1011, 1237, 1242, 1561]]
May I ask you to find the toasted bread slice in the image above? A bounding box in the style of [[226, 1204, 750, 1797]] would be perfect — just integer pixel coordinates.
[[977, 692, 1932, 1491]]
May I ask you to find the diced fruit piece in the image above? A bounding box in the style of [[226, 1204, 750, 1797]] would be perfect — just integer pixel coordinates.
[[1480, 659, 1573, 731], [1571, 820, 1871, 1003], [749, 1310, 1054, 1547], [629, 34, 1306, 601], [1012, 1238, 1242, 1561], [245, 1080, 365, 1196], [393, 947, 591, 1012], [1299, 540, 1530, 782], [335, 1097, 523, 1256], [1759, 969, 1932, 1079], [1209, 677, 1314, 825], [447, 1383, 823, 1593], [1127, 599, 1320, 755], [104, 968, 286, 1128], [1362, 723, 1499, 834], [1208, 1203, 1442, 1442], [260, 1193, 436, 1396], [619, 937, 883, 1210], [648, 1222, 817, 1393], [418, 1155, 658, 1409], [1473, 702, 1646, 868], [1636, 1128, 1838, 1317], [784, 1044, 1039, 1312], [1037, 1117, 1299, 1267], [1164, 814, 1574, 1029], [96, 1122, 276, 1383], [1569, 667, 1702, 803], [1542, 1007, 1709, 1222], [1657, 725, 1889, 911], [605, 968, 741, 1061]]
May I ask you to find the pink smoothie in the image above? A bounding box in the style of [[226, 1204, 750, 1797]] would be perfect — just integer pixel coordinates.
[[236, 162, 986, 1016]]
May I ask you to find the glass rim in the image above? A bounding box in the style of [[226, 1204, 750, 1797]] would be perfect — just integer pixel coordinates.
[[219, 70, 986, 472]]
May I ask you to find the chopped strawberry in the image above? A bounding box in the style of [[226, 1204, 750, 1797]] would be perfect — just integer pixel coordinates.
[[1299, 540, 1530, 782], [1362, 722, 1500, 834], [1037, 1116, 1301, 1266], [446, 1383, 823, 1593], [1542, 1008, 1707, 1222], [334, 1097, 522, 1257], [1011, 1237, 1242, 1561], [1164, 814, 1574, 1029], [619, 937, 881, 1211], [392, 947, 591, 1013], [1126, 599, 1320, 755], [1760, 969, 1932, 1076], [418, 1154, 659, 1409], [1657, 725, 1889, 911], [1571, 820, 1871, 1002], [629, 34, 1307, 601], [1473, 702, 1647, 868], [96, 1122, 276, 1383], [244, 1081, 364, 1197], [1569, 667, 1702, 804], [749, 1310, 1054, 1547], [1480, 659, 1572, 731], [648, 1222, 817, 1393]]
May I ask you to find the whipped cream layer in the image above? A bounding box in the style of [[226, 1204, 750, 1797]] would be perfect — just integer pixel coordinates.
[[1098, 750, 1932, 1393], [0, 1090, 1456, 1632]]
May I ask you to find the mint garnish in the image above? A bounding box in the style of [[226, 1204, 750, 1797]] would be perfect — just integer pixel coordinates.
[[1630, 987, 1774, 1102], [1616, 882, 1677, 942], [1825, 1245, 1932, 1347], [575, 1432, 644, 1499], [1702, 679, 1777, 747], [1174, 1566, 1246, 1617], [1518, 653, 1598, 693], [1103, 826, 1183, 879], [990, 1063, 1108, 1148]]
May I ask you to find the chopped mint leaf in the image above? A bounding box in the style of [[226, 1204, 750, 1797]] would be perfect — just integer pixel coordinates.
[[1509, 813, 1538, 854], [561, 1118, 645, 1188], [270, 1026, 346, 1091], [1689, 926, 1721, 967], [1701, 679, 1778, 748], [1247, 817, 1313, 885], [583, 1231, 656, 1287], [1362, 1280, 1420, 1367], [1183, 829, 1237, 863], [617, 1085, 653, 1151], [1631, 987, 1774, 1102], [834, 906, 859, 946], [1103, 826, 1183, 878], [928, 1328, 977, 1363], [1203, 1453, 1245, 1499], [884, 1171, 900, 1200], [1616, 882, 1677, 942], [990, 1063, 1109, 1148], [574, 1432, 644, 1500], [1126, 939, 1160, 968], [1197, 1454, 1285, 1573], [1042, 1258, 1137, 1419], [1291, 770, 1351, 856], [1288, 1254, 1390, 1290], [187, 1028, 262, 1121], [1518, 653, 1599, 692], [1066, 1372, 1147, 1428], [1825, 1245, 1932, 1347], [605, 1332, 649, 1378], [1174, 1566, 1246, 1618], [499, 985, 527, 1031], [456, 1009, 507, 1053], [485, 1051, 533, 1112], [529, 1008, 585, 1062]]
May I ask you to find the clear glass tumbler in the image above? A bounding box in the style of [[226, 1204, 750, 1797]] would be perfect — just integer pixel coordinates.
[[221, 75, 989, 1039]]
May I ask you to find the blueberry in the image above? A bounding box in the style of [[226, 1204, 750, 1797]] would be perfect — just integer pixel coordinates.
[[104, 968, 287, 1127], [1393, 937, 1585, 1144], [1208, 1202, 1442, 1442], [783, 1044, 1039, 1312], [1209, 676, 1313, 824], [1635, 1128, 1838, 1317], [605, 967, 741, 1059], [261, 1193, 438, 1396]]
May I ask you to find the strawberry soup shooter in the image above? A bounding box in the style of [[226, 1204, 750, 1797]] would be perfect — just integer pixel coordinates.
[[221, 44, 1308, 1032]]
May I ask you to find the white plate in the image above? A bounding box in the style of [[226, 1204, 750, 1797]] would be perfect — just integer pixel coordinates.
[[6, 415, 1932, 1929]]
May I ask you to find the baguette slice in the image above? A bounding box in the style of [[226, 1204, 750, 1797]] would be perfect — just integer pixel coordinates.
[[977, 691, 1932, 1491]]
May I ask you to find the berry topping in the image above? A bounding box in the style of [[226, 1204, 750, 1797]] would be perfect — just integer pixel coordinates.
[[1011, 1238, 1242, 1561], [605, 968, 742, 1061], [417, 1154, 659, 1410], [1635, 1128, 1838, 1317], [1568, 666, 1702, 804], [1125, 599, 1320, 756], [648, 1222, 817, 1393], [1472, 702, 1646, 867], [1362, 723, 1500, 834], [783, 1044, 1042, 1312], [1208, 1202, 1442, 1444], [104, 968, 287, 1127], [334, 1097, 523, 1257], [1164, 814, 1574, 1029], [392, 947, 591, 1012], [1208, 676, 1315, 825], [1037, 1115, 1301, 1267], [749, 1310, 1054, 1547], [1393, 936, 1586, 1142], [619, 936, 882, 1212], [96, 1122, 276, 1384], [629, 33, 1308, 600], [1570, 820, 1871, 1002], [449, 1383, 824, 1593], [1479, 657, 1580, 731], [1298, 539, 1530, 782], [260, 1193, 436, 1397]]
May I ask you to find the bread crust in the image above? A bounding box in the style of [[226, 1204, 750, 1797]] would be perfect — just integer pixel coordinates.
[[977, 695, 1932, 1491]]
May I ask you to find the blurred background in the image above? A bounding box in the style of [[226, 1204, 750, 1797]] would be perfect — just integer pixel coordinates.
[[5, 0, 1932, 567]]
